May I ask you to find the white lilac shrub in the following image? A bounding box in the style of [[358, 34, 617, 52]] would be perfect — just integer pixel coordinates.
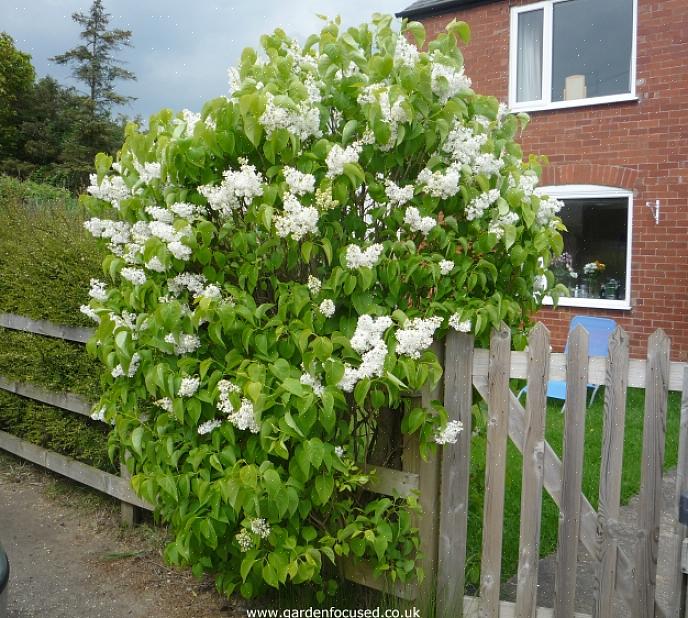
[[81, 15, 566, 599]]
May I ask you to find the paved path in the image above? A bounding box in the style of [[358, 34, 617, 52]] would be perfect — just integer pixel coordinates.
[[501, 469, 684, 615], [0, 456, 246, 618]]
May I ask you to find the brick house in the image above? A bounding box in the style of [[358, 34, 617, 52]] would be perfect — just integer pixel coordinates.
[[397, 0, 688, 359]]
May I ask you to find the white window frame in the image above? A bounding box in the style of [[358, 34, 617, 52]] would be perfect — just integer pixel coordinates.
[[508, 0, 638, 113], [540, 185, 633, 310]]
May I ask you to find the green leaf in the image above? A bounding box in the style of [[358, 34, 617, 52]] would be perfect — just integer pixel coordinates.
[[446, 19, 471, 44], [314, 475, 334, 505], [404, 21, 426, 49], [131, 427, 144, 455]]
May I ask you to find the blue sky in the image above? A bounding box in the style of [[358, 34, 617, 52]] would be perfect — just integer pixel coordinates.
[[2, 1, 409, 120]]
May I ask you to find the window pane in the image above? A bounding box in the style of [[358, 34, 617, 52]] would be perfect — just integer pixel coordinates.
[[516, 9, 544, 102], [552, 0, 633, 102], [553, 197, 628, 300]]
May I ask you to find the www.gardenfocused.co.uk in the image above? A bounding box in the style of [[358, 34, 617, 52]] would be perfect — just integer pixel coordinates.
[[245, 608, 422, 618]]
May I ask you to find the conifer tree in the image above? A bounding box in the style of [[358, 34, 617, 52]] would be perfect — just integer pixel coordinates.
[[51, 0, 135, 116]]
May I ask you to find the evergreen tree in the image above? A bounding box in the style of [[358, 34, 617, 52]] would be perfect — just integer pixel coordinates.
[[51, 0, 135, 116], [0, 33, 35, 160]]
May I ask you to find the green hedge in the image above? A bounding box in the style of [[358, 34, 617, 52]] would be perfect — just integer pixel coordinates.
[[0, 178, 109, 470]]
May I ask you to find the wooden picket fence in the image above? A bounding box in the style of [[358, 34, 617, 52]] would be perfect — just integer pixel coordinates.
[[344, 323, 688, 618], [1, 312, 687, 617]]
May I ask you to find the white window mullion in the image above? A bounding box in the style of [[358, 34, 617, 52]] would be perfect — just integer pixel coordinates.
[[541, 2, 554, 107]]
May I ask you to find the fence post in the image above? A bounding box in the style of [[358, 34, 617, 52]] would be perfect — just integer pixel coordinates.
[[633, 329, 670, 618], [668, 366, 688, 618], [554, 325, 589, 618], [403, 340, 444, 608], [515, 322, 550, 618], [120, 451, 139, 526], [437, 331, 474, 618], [593, 326, 630, 618], [479, 323, 511, 618]]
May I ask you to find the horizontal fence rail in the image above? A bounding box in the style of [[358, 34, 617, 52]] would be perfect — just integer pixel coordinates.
[[0, 312, 94, 343], [0, 430, 150, 511]]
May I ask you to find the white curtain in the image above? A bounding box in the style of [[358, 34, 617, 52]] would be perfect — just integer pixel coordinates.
[[517, 10, 543, 102]]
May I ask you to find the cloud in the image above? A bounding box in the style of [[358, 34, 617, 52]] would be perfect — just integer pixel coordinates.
[[2, 0, 406, 119]]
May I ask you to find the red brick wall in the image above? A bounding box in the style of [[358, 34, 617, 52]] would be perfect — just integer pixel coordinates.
[[419, 0, 688, 359]]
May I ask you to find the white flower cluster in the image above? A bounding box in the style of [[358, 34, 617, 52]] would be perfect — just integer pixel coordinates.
[[80, 304, 100, 323], [340, 315, 393, 392], [395, 317, 442, 359], [90, 407, 106, 422], [488, 211, 520, 240], [84, 218, 131, 245], [510, 173, 538, 197], [178, 375, 200, 397], [165, 333, 201, 356], [111, 352, 140, 379], [307, 275, 321, 295], [384, 180, 414, 207], [442, 124, 487, 166], [417, 165, 461, 199], [86, 174, 131, 209], [434, 420, 464, 445], [197, 419, 222, 435], [357, 86, 409, 150], [345, 243, 384, 269], [283, 167, 316, 196], [325, 143, 361, 179], [394, 36, 419, 68], [431, 56, 472, 103], [198, 160, 264, 216], [145, 205, 174, 223], [319, 299, 335, 317], [120, 267, 146, 286], [89, 278, 108, 301], [259, 92, 322, 142], [217, 379, 241, 414], [236, 529, 253, 552], [145, 257, 166, 273], [250, 518, 271, 539], [300, 372, 324, 397], [449, 314, 472, 333], [404, 206, 436, 236], [228, 398, 260, 433], [134, 160, 162, 185], [473, 153, 504, 177], [282, 39, 319, 75], [536, 196, 563, 227], [168, 273, 206, 297], [274, 193, 320, 241], [439, 260, 454, 275], [170, 202, 203, 220], [155, 397, 173, 413], [466, 189, 500, 221]]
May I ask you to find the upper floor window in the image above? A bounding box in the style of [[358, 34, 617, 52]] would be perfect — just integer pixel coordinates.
[[509, 0, 637, 112]]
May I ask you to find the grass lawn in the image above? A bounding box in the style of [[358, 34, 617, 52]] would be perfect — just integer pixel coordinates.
[[463, 385, 683, 589]]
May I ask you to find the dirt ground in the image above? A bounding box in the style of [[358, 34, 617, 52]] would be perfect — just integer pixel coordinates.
[[0, 453, 254, 618]]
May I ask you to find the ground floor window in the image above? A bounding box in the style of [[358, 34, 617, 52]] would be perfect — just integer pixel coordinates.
[[541, 185, 633, 309]]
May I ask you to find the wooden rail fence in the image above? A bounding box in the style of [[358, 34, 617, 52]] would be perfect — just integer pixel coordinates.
[[1, 312, 687, 617]]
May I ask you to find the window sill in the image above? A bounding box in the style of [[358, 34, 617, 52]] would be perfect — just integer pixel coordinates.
[[542, 296, 632, 311], [509, 93, 638, 114]]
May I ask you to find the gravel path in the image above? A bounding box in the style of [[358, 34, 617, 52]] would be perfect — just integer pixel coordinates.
[[0, 455, 249, 618], [501, 469, 684, 615]]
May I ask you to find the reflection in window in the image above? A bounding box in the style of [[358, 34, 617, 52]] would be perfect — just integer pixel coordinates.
[[552, 0, 633, 102], [517, 9, 544, 102], [551, 197, 629, 301]]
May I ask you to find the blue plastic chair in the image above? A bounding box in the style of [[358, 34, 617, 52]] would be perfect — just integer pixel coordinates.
[[518, 316, 617, 408]]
